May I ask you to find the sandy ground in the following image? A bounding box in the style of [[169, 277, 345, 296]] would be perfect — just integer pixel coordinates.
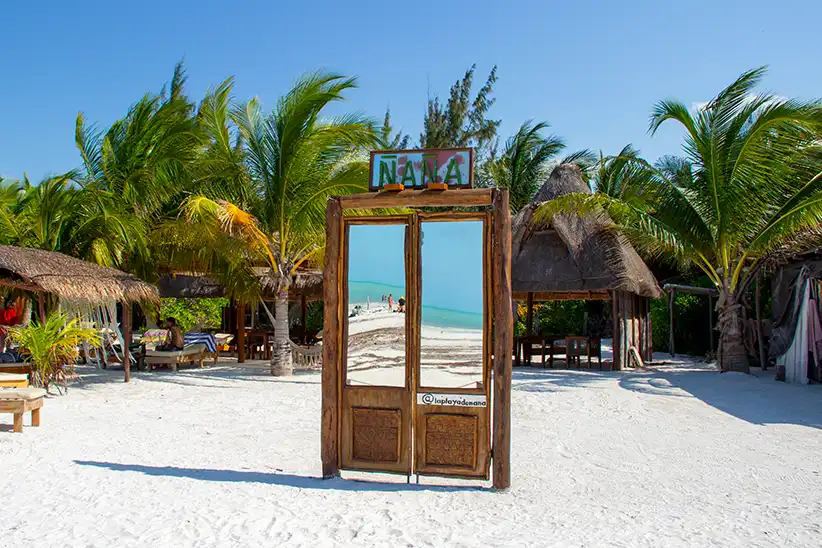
[[2, 354, 822, 547], [347, 306, 483, 388]]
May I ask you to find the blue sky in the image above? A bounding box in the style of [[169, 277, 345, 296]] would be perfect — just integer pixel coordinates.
[[2, 1, 822, 182], [348, 222, 483, 313]]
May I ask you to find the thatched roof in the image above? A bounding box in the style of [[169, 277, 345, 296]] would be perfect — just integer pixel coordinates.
[[0, 245, 158, 303], [511, 164, 662, 299], [159, 269, 323, 302]]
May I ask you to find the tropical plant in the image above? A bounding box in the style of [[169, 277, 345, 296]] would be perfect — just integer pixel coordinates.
[[588, 144, 652, 202], [185, 71, 376, 375], [160, 298, 230, 333], [6, 312, 101, 393], [375, 109, 410, 150], [72, 62, 204, 274], [420, 64, 500, 159], [537, 67, 822, 373], [484, 120, 565, 213]]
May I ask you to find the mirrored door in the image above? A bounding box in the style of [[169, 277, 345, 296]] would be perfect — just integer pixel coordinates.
[[340, 217, 414, 474], [413, 214, 491, 479]]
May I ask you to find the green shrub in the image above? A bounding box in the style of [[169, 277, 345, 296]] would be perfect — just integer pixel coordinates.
[[7, 312, 101, 393], [159, 298, 229, 333]]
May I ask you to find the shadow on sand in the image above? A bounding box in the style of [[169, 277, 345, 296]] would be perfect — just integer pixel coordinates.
[[514, 364, 822, 429], [73, 461, 486, 493]]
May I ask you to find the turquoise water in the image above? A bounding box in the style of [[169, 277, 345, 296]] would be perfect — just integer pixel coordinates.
[[349, 280, 482, 330]]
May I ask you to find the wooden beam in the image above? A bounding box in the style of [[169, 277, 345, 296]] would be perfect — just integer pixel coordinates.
[[322, 197, 342, 479], [492, 189, 513, 490], [512, 290, 611, 302], [237, 302, 246, 363], [123, 302, 132, 383], [338, 188, 493, 210]]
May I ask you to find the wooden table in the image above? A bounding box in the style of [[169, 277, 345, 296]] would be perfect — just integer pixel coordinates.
[[245, 329, 276, 360], [514, 335, 601, 368]]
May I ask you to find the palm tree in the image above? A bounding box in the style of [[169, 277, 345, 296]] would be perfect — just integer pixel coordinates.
[[72, 62, 203, 274], [538, 67, 822, 373], [185, 71, 376, 376], [485, 121, 565, 213]]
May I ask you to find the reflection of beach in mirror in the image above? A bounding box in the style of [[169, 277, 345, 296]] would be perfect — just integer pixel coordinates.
[[420, 221, 484, 389], [346, 224, 406, 387]]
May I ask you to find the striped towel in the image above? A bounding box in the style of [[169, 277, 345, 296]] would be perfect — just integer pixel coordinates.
[[184, 333, 217, 354]]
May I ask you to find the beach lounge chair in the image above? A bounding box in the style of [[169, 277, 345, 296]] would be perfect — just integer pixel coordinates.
[[143, 343, 209, 372], [0, 387, 45, 433], [0, 373, 28, 388]]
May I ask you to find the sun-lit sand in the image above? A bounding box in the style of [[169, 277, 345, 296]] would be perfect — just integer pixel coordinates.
[[2, 353, 822, 547], [346, 304, 483, 388]]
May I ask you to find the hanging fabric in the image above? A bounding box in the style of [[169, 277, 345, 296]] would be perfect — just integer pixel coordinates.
[[776, 279, 810, 384]]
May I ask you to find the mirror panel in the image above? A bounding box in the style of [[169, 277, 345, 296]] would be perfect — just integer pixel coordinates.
[[419, 220, 484, 389], [345, 223, 407, 387]]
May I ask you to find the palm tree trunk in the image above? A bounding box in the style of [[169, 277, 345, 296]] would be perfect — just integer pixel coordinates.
[[270, 289, 293, 376], [717, 289, 750, 373]]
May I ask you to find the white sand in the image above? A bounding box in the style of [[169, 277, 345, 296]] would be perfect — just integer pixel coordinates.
[[347, 307, 483, 388], [2, 355, 822, 547]]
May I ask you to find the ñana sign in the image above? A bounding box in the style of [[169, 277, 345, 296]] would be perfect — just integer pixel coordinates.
[[369, 148, 473, 191]]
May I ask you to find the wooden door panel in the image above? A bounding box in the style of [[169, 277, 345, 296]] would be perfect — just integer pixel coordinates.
[[341, 385, 412, 474], [414, 404, 490, 478]]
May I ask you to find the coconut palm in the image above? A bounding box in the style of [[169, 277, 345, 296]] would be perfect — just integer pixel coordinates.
[[72, 62, 203, 274], [538, 67, 822, 373], [486, 121, 566, 213], [185, 71, 376, 375], [589, 144, 651, 201]]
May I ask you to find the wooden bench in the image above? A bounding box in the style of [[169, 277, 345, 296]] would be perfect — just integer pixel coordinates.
[[0, 388, 45, 433], [0, 373, 28, 388]]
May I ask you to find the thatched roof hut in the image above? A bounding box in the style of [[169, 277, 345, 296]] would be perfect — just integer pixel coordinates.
[[0, 245, 157, 304], [511, 164, 661, 370], [512, 164, 661, 300], [159, 269, 323, 302]]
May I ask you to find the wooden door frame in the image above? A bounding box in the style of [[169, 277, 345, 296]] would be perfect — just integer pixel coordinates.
[[322, 188, 512, 490]]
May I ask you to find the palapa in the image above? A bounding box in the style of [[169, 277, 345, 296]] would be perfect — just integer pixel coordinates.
[[0, 245, 158, 304], [511, 164, 662, 299]]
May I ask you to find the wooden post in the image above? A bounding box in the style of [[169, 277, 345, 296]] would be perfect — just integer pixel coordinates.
[[123, 301, 132, 383], [237, 303, 246, 363], [611, 291, 620, 370], [525, 292, 534, 335], [648, 297, 654, 361], [668, 289, 675, 357], [755, 274, 766, 370], [322, 197, 342, 479], [708, 294, 714, 356], [37, 294, 46, 323], [492, 189, 513, 490], [301, 294, 307, 344]]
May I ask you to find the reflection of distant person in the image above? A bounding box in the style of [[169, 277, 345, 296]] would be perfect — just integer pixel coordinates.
[[398, 296, 406, 313], [388, 294, 394, 310]]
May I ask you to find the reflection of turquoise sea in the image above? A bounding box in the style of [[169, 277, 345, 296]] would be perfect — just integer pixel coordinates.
[[349, 281, 405, 304], [349, 280, 482, 330]]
